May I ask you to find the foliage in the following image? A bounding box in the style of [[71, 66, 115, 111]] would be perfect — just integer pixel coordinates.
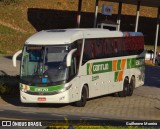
[[46, 118, 147, 129], [47, 125, 149, 129], [0, 83, 6, 94], [0, 0, 159, 54], [0, 0, 21, 5], [0, 75, 20, 96]]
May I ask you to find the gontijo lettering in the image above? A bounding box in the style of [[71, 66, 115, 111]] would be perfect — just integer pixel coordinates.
[[87, 61, 112, 75], [93, 63, 109, 72]]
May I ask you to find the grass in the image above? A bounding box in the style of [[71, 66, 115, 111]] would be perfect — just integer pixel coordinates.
[[0, 0, 157, 32], [145, 45, 155, 51], [145, 45, 160, 52], [47, 126, 143, 129], [47, 121, 157, 129], [46, 118, 159, 129], [0, 24, 31, 54], [0, 0, 159, 54]]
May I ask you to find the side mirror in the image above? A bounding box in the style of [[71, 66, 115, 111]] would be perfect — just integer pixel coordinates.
[[13, 50, 22, 67], [66, 49, 77, 67]]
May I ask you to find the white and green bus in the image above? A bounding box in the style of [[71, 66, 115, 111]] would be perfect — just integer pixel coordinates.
[[13, 28, 145, 107]]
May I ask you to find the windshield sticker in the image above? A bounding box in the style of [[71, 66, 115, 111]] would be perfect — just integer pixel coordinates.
[[42, 77, 47, 83]]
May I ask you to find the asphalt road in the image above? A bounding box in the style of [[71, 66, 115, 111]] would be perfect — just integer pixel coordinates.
[[0, 55, 160, 128], [0, 55, 20, 76], [0, 109, 106, 120]]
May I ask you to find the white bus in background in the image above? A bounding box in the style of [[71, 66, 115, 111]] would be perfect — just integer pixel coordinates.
[[13, 29, 145, 107]]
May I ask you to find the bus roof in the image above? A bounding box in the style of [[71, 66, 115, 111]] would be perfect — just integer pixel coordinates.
[[25, 28, 143, 45]]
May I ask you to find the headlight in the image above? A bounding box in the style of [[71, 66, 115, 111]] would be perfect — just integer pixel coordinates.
[[21, 84, 30, 92], [57, 84, 72, 93]]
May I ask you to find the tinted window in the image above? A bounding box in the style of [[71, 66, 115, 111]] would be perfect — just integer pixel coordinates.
[[82, 36, 144, 65]]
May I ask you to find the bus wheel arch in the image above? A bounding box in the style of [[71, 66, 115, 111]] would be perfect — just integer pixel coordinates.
[[118, 76, 129, 97], [74, 84, 88, 107], [83, 83, 89, 98], [128, 75, 135, 96]]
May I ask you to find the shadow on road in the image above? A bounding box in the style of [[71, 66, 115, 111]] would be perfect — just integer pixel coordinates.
[[4, 55, 22, 61], [144, 65, 160, 88], [0, 70, 7, 76], [1, 95, 69, 108]]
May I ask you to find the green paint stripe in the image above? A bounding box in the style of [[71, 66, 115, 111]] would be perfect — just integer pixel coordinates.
[[117, 60, 121, 70], [127, 58, 144, 69], [20, 83, 64, 92], [87, 64, 90, 75], [131, 58, 136, 68], [30, 85, 64, 92], [127, 58, 131, 69], [87, 61, 112, 75], [87, 57, 144, 75], [92, 75, 99, 81], [114, 72, 119, 82]]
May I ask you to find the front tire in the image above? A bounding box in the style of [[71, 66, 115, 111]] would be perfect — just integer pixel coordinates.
[[118, 78, 129, 97], [155, 60, 158, 66], [75, 86, 87, 107], [128, 77, 135, 96]]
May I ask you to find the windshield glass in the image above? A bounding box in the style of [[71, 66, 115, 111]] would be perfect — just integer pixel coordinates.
[[21, 45, 69, 85]]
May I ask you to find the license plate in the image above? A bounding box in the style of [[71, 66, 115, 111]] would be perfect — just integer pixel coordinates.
[[37, 97, 46, 101]]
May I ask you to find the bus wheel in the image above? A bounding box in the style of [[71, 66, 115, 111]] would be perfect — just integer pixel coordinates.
[[128, 77, 135, 96], [155, 60, 158, 66], [118, 78, 129, 97], [75, 86, 87, 107]]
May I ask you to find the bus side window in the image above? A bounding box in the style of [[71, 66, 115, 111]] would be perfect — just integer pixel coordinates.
[[82, 40, 94, 65], [104, 39, 109, 57], [114, 41, 118, 55], [70, 40, 82, 75], [95, 39, 103, 58]]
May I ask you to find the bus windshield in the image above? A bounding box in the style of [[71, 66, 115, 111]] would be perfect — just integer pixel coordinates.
[[21, 45, 69, 85]]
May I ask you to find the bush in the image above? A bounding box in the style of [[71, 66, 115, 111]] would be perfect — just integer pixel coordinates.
[[0, 75, 20, 96], [0, 0, 21, 5], [0, 83, 7, 94]]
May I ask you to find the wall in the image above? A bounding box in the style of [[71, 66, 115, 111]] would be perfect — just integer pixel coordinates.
[[28, 8, 160, 45]]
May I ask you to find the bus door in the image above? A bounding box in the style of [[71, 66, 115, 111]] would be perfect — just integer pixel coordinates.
[[67, 53, 81, 101]]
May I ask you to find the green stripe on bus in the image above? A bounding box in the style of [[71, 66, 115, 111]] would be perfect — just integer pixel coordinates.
[[127, 58, 144, 69], [87, 57, 144, 75], [114, 71, 119, 82], [20, 84, 64, 92], [127, 58, 131, 69], [117, 60, 121, 70], [87, 61, 112, 75]]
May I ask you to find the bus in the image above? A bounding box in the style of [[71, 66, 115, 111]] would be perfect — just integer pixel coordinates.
[[13, 28, 145, 107]]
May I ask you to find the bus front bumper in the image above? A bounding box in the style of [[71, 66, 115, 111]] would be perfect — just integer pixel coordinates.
[[20, 90, 71, 103]]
